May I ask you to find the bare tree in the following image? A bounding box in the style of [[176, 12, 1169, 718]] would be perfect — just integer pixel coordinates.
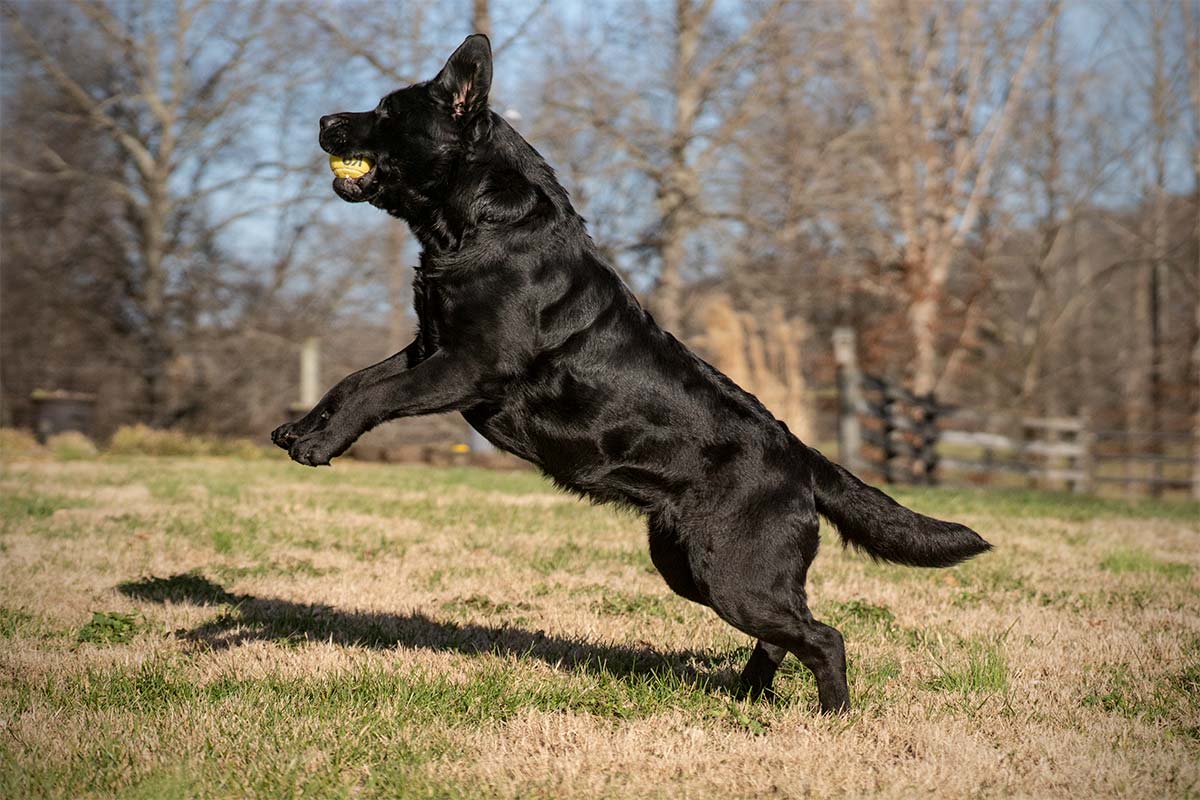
[[1129, 0, 1177, 492], [1183, 0, 1200, 497], [1, 0, 324, 425], [996, 9, 1124, 418], [1, 0, 1195, 464], [543, 0, 784, 333], [835, 0, 1060, 394]]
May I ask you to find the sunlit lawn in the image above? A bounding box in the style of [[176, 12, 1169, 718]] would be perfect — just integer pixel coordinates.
[[1, 454, 1197, 798]]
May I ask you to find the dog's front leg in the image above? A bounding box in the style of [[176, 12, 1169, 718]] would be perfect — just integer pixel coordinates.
[[271, 343, 419, 452], [287, 350, 481, 466]]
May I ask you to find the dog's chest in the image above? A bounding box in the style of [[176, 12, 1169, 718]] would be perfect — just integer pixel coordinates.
[[411, 271, 449, 361], [465, 360, 615, 477]]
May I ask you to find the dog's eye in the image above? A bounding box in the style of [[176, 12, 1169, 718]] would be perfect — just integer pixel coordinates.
[[319, 409, 331, 421], [377, 94, 403, 117]]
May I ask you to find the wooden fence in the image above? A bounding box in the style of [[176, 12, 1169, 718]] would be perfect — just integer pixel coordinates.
[[1090, 430, 1197, 497], [939, 418, 1094, 494], [832, 327, 1199, 498]]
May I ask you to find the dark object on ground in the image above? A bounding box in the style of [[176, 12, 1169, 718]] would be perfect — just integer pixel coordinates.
[[271, 35, 991, 714], [31, 389, 96, 443]]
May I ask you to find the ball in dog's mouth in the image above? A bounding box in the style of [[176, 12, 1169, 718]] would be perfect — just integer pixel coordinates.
[[328, 155, 378, 202], [329, 154, 373, 179]]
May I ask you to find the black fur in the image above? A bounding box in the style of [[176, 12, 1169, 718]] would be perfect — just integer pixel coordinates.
[[272, 35, 991, 713]]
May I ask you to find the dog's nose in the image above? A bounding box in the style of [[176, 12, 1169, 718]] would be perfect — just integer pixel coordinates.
[[319, 115, 340, 133]]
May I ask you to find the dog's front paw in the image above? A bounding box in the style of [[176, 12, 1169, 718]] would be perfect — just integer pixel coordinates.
[[271, 421, 300, 450], [273, 406, 336, 452], [288, 430, 351, 467]]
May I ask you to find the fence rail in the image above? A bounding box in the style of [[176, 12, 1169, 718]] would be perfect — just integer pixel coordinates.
[[832, 327, 1199, 498], [939, 420, 1092, 493]]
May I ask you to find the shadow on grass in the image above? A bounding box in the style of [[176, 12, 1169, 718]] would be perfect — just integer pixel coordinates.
[[118, 572, 741, 694]]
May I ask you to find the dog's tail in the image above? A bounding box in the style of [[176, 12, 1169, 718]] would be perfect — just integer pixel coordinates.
[[809, 448, 991, 568]]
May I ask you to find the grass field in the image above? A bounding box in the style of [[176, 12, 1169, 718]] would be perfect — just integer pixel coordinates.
[[2, 454, 1198, 798]]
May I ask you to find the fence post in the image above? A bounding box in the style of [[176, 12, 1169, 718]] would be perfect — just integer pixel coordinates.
[[1021, 420, 1037, 489], [286, 337, 322, 419], [1076, 428, 1095, 495], [299, 337, 321, 408], [832, 327, 863, 474], [918, 393, 940, 485], [879, 382, 898, 484]]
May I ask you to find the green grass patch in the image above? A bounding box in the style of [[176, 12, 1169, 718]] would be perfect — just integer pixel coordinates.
[[440, 594, 534, 617], [0, 490, 84, 523], [3, 651, 781, 798], [1099, 548, 1192, 579], [825, 599, 895, 629], [851, 656, 903, 707], [164, 508, 269, 557], [1083, 664, 1145, 718], [7, 659, 455, 799], [55, 656, 732, 726], [1082, 650, 1200, 740], [925, 637, 1009, 694], [951, 562, 1033, 606], [0, 607, 37, 638], [592, 590, 678, 620], [864, 656, 901, 686], [211, 559, 331, 582], [77, 611, 139, 645], [144, 471, 245, 502], [530, 538, 597, 575]]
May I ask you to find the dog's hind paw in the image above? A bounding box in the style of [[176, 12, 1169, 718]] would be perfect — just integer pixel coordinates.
[[734, 682, 779, 703]]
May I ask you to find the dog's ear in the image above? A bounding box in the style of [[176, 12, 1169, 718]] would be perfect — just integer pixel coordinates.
[[432, 34, 492, 121]]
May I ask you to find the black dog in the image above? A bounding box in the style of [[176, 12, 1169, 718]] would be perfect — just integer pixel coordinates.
[[272, 35, 991, 713]]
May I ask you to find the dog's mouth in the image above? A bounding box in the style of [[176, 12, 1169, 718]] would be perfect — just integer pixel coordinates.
[[328, 154, 382, 203]]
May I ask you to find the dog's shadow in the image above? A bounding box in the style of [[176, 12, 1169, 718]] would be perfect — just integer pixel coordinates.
[[118, 573, 744, 694]]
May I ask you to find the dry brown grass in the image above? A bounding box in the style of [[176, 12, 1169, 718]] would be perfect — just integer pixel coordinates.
[[1, 455, 1197, 798]]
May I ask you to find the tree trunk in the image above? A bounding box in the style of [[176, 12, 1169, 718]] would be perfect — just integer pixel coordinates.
[[1182, 0, 1200, 500], [1125, 263, 1153, 496], [1146, 3, 1171, 496], [650, 0, 705, 335], [472, 0, 491, 38], [1072, 222, 1093, 424], [908, 283, 940, 396], [141, 333, 173, 427], [654, 199, 687, 333], [140, 174, 173, 426]]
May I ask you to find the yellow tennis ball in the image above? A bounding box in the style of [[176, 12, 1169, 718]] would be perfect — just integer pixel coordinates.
[[329, 155, 373, 179]]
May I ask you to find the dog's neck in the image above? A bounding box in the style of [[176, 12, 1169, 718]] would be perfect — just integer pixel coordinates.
[[381, 113, 580, 259], [392, 200, 470, 256]]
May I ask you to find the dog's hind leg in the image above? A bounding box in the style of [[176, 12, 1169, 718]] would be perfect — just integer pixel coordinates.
[[781, 615, 849, 713], [730, 602, 849, 713], [728, 600, 848, 711], [739, 640, 787, 698], [704, 513, 851, 713]]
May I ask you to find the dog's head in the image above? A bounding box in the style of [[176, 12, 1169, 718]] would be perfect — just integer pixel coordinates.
[[318, 34, 492, 210]]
